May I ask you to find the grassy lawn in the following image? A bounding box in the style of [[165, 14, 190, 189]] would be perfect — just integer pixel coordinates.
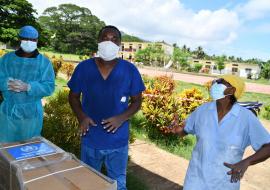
[[55, 77, 68, 92], [175, 81, 210, 97], [244, 78, 270, 85], [40, 50, 82, 62]]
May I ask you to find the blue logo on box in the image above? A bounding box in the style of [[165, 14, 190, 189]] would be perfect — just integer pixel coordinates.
[[7, 142, 56, 160]]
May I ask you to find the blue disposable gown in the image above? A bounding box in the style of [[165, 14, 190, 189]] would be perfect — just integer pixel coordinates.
[[0, 52, 55, 142]]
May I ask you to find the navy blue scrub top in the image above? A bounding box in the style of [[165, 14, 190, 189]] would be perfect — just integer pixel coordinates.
[[68, 58, 145, 149]]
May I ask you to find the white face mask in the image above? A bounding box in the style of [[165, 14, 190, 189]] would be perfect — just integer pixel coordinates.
[[210, 83, 228, 101], [20, 40, 37, 53], [97, 41, 120, 61]]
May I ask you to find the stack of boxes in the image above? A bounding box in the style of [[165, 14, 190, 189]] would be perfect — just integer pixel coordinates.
[[0, 137, 117, 190]]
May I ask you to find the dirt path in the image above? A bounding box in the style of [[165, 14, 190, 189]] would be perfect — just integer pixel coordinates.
[[129, 119, 270, 190], [138, 67, 270, 94]]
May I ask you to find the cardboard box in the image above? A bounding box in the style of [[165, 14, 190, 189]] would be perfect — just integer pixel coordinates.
[[0, 138, 117, 190]]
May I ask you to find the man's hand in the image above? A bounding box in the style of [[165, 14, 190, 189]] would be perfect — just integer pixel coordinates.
[[224, 160, 250, 183], [102, 116, 125, 133], [79, 117, 97, 136]]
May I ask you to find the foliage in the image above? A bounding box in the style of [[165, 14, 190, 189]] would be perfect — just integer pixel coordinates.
[[60, 62, 75, 80], [193, 46, 205, 59], [260, 61, 270, 80], [177, 88, 205, 119], [42, 90, 81, 157], [172, 47, 190, 70], [79, 55, 90, 61], [39, 4, 105, 55], [142, 75, 205, 146], [193, 63, 203, 72], [0, 49, 6, 57], [50, 55, 64, 77], [142, 76, 176, 135], [0, 0, 44, 46], [134, 43, 168, 66], [122, 34, 144, 42], [215, 55, 226, 73], [262, 104, 270, 120]]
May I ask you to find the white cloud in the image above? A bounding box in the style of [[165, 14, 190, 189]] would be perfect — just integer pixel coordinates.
[[89, 0, 240, 48], [237, 0, 270, 20], [29, 0, 240, 48], [28, 0, 270, 60]]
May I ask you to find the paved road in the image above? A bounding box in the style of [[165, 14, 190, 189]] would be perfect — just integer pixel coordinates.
[[139, 68, 270, 94]]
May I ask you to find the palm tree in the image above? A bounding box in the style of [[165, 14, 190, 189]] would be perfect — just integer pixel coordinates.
[[195, 46, 205, 59]]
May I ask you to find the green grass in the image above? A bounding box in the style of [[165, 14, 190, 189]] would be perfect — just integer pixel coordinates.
[[244, 78, 270, 85], [175, 81, 210, 97], [40, 50, 81, 62], [55, 77, 68, 92]]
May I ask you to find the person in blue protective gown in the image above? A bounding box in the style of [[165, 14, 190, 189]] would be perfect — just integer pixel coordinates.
[[0, 25, 55, 143], [169, 75, 270, 190]]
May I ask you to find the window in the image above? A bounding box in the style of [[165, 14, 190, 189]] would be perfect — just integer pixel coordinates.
[[232, 64, 238, 67], [206, 61, 211, 64], [194, 60, 199, 63], [245, 68, 252, 73], [138, 44, 142, 50], [129, 44, 133, 50], [121, 44, 124, 51], [232, 67, 238, 72]]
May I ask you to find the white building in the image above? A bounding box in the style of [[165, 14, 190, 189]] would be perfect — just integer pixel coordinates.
[[191, 59, 261, 79]]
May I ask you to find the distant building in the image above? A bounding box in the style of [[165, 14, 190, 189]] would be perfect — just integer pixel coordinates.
[[0, 42, 7, 49], [191, 59, 261, 79], [119, 41, 173, 62]]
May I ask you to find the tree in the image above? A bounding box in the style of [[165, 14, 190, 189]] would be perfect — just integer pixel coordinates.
[[134, 43, 166, 66], [172, 47, 190, 70], [122, 34, 144, 42], [194, 46, 205, 59], [215, 56, 226, 74], [0, 0, 41, 46], [260, 61, 270, 80], [39, 4, 105, 55], [60, 62, 75, 80]]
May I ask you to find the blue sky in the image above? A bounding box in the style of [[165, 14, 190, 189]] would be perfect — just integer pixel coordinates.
[[29, 0, 270, 61]]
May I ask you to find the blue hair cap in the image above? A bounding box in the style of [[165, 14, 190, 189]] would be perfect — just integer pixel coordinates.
[[19, 25, 39, 39]]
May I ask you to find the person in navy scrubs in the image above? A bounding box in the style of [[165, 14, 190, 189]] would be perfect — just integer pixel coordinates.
[[68, 25, 145, 190]]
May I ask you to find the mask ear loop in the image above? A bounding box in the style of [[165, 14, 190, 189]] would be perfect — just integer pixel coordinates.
[[224, 86, 234, 97]]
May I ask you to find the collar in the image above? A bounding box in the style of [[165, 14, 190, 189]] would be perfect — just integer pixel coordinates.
[[208, 101, 241, 117], [15, 48, 39, 58]]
